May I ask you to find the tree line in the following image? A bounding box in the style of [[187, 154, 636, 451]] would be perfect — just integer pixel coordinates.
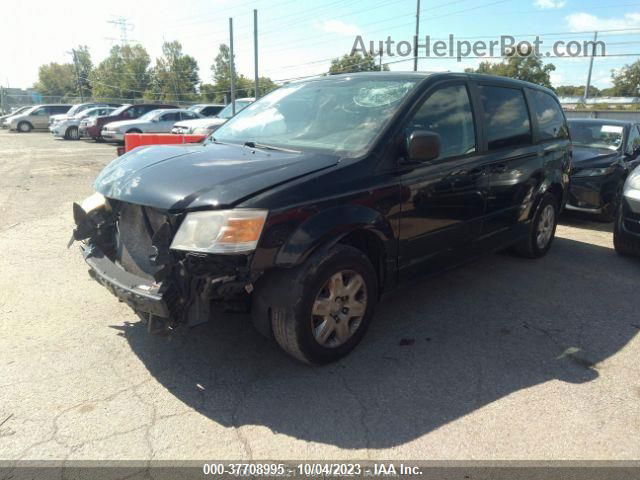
[[34, 45, 640, 102], [34, 42, 279, 103]]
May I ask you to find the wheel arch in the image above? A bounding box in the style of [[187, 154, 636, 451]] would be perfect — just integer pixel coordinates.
[[273, 204, 395, 274], [17, 120, 33, 131]]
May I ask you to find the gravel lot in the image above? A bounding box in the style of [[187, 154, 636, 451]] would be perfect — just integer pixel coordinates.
[[1, 130, 639, 462]]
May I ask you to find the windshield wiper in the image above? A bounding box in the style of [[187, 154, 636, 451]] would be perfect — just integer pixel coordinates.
[[243, 141, 300, 153]]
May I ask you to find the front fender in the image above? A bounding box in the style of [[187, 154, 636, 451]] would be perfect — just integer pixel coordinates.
[[274, 204, 395, 267]]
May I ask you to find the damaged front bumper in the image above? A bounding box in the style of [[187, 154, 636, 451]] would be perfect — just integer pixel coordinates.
[[72, 200, 257, 331], [81, 243, 172, 318]]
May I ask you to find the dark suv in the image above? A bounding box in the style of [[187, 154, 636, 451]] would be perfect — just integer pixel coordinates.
[[83, 103, 177, 141], [72, 73, 570, 364]]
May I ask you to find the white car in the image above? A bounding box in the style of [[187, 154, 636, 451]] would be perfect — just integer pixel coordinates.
[[171, 98, 254, 135], [50, 106, 118, 140], [49, 103, 119, 128], [101, 108, 203, 142]]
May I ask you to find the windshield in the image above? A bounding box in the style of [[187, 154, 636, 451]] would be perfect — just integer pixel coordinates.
[[217, 101, 251, 119], [569, 122, 625, 151], [110, 105, 130, 116], [213, 77, 420, 156], [138, 110, 161, 122], [66, 105, 82, 116]]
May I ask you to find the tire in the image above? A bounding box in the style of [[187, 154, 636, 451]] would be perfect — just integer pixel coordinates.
[[512, 193, 559, 259], [262, 244, 378, 365], [17, 121, 32, 133], [65, 126, 80, 140], [614, 207, 640, 257]]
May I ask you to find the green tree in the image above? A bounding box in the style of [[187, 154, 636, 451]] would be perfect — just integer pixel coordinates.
[[556, 85, 600, 97], [329, 52, 389, 74], [465, 55, 556, 89], [34, 63, 77, 97], [146, 40, 199, 102], [72, 45, 93, 98], [90, 44, 151, 101], [610, 60, 640, 96], [207, 44, 278, 102]]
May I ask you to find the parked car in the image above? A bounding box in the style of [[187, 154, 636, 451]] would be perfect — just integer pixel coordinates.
[[50, 106, 118, 140], [188, 103, 225, 117], [614, 166, 640, 257], [49, 102, 121, 128], [566, 119, 640, 221], [171, 98, 254, 135], [0, 106, 31, 127], [71, 73, 570, 364], [6, 104, 72, 132], [101, 108, 203, 142], [83, 104, 178, 141]]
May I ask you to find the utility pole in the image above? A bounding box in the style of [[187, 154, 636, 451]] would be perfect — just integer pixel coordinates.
[[69, 49, 83, 102], [413, 0, 421, 71], [584, 31, 598, 102], [379, 48, 383, 71], [254, 9, 259, 99], [229, 17, 236, 115]]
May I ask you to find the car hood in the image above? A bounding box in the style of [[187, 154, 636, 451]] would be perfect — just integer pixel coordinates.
[[572, 146, 622, 168], [175, 118, 226, 128], [94, 143, 339, 211]]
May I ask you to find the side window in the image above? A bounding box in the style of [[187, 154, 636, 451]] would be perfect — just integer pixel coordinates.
[[180, 111, 198, 120], [160, 112, 180, 122], [53, 106, 70, 114], [530, 90, 568, 141], [406, 84, 476, 160], [479, 85, 532, 150], [32, 108, 46, 116]]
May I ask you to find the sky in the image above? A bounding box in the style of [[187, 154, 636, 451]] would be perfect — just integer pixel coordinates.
[[1, 0, 639, 91]]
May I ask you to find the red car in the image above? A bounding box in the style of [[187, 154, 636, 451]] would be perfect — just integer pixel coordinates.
[[80, 104, 177, 141]]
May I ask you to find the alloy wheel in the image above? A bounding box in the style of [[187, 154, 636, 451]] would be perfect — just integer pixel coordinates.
[[536, 204, 555, 249], [311, 270, 367, 348]]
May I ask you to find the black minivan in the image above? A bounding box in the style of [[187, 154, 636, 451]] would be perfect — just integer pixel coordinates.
[[72, 73, 571, 364]]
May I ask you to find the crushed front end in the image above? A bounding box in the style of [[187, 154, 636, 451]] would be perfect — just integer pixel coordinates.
[[71, 196, 257, 333]]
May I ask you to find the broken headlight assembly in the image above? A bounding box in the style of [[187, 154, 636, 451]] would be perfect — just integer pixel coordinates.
[[81, 192, 108, 213], [170, 209, 268, 254]]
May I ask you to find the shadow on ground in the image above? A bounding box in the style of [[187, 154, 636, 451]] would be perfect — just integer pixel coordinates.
[[113, 237, 639, 449], [559, 212, 614, 233]]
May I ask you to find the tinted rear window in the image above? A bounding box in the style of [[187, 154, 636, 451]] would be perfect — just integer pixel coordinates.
[[479, 86, 532, 150], [529, 90, 568, 141]]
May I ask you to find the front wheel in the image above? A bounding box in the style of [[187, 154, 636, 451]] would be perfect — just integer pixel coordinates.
[[65, 126, 80, 140], [512, 193, 558, 258], [264, 244, 378, 364], [17, 121, 32, 133], [614, 206, 640, 257]]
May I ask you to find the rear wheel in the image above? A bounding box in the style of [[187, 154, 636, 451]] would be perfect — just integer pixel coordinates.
[[65, 126, 80, 140], [512, 193, 558, 258], [264, 244, 378, 364], [17, 121, 32, 133]]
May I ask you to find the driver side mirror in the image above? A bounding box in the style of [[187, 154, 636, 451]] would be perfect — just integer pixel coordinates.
[[405, 131, 441, 163]]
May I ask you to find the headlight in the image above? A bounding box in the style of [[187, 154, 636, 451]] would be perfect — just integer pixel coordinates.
[[170, 209, 268, 254], [573, 165, 616, 177], [81, 192, 107, 213], [88, 118, 97, 126], [192, 127, 212, 135]]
